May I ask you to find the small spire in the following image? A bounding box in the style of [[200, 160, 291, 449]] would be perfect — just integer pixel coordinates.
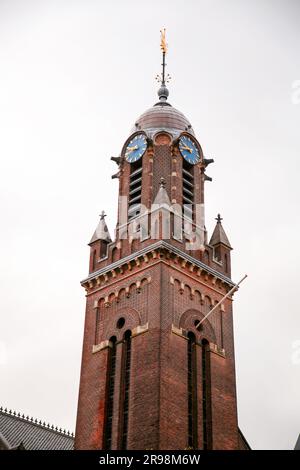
[[89, 211, 111, 244], [155, 28, 171, 103], [153, 178, 170, 206], [209, 214, 232, 249]]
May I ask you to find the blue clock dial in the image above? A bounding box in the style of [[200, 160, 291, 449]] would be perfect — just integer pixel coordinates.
[[125, 134, 147, 163], [179, 136, 200, 165]]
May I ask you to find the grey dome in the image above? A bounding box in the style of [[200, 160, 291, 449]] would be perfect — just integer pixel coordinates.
[[132, 103, 194, 138]]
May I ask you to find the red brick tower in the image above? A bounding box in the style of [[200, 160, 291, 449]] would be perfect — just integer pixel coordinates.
[[75, 35, 247, 450]]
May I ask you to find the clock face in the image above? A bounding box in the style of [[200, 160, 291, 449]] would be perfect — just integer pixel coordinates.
[[125, 134, 147, 163], [178, 135, 200, 165]]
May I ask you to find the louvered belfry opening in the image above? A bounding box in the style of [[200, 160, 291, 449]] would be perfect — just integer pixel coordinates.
[[103, 336, 117, 450], [182, 159, 194, 222], [128, 159, 143, 221]]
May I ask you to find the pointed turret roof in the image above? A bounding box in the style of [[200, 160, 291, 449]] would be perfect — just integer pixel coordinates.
[[153, 178, 171, 207], [209, 214, 232, 249], [89, 211, 112, 244]]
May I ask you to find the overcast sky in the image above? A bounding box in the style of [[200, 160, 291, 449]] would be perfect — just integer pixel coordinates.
[[0, 0, 299, 450]]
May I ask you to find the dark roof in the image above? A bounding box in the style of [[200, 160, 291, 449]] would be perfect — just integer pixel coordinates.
[[209, 218, 232, 249], [89, 214, 112, 244], [0, 408, 74, 450], [0, 432, 11, 450], [133, 103, 194, 138]]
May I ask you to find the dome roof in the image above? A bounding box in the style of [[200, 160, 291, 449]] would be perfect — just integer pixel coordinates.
[[132, 102, 194, 138]]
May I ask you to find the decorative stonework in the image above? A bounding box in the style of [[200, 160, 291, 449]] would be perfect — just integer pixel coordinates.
[[81, 241, 235, 298], [209, 342, 226, 358], [95, 276, 151, 308], [154, 132, 172, 145], [179, 308, 217, 345], [171, 323, 225, 356], [171, 324, 185, 338], [132, 322, 149, 337], [170, 275, 223, 308], [92, 339, 112, 354]]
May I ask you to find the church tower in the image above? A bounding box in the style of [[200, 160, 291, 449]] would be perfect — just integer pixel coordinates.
[[75, 32, 248, 450]]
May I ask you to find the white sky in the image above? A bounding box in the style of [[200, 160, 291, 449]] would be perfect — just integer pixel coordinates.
[[0, 0, 299, 450]]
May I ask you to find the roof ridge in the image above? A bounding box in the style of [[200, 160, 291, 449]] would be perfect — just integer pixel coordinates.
[[0, 406, 74, 438]]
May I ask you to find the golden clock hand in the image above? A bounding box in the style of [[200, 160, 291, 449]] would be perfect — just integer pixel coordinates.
[[126, 145, 138, 153], [180, 145, 192, 153]]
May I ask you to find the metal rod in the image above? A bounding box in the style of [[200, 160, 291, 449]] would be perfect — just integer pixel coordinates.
[[162, 51, 166, 85], [195, 274, 248, 330]]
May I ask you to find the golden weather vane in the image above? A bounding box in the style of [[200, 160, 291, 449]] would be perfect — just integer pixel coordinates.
[[160, 28, 167, 54], [155, 28, 171, 92]]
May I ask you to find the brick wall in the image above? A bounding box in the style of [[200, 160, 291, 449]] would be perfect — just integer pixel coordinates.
[[75, 130, 238, 450], [75, 255, 239, 450]]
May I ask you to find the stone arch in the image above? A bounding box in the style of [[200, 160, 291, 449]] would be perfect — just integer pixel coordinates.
[[179, 308, 216, 344], [140, 277, 149, 287], [103, 307, 141, 342], [111, 246, 118, 262], [194, 289, 203, 305], [129, 282, 137, 294], [96, 276, 152, 309], [118, 287, 126, 300]]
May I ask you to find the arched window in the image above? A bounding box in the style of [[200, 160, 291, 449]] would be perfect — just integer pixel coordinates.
[[214, 246, 221, 262], [187, 332, 198, 449], [203, 250, 209, 265], [103, 336, 117, 450], [119, 330, 132, 449], [111, 247, 118, 263], [100, 242, 108, 259], [131, 239, 138, 254], [202, 339, 212, 449]]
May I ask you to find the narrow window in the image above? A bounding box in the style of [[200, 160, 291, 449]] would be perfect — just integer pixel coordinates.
[[203, 250, 209, 265], [187, 332, 198, 449], [94, 307, 100, 345], [100, 242, 107, 259], [92, 249, 97, 270], [103, 336, 117, 449], [202, 339, 212, 449], [119, 330, 132, 449], [112, 247, 118, 262], [214, 246, 221, 262], [224, 253, 228, 272]]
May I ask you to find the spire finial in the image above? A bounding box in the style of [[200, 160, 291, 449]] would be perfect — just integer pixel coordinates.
[[215, 214, 223, 223], [100, 210, 107, 220], [160, 177, 166, 188], [155, 28, 171, 103], [160, 28, 167, 55]]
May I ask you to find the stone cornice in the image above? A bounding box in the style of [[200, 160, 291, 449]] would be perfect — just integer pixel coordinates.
[[81, 241, 235, 292]]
